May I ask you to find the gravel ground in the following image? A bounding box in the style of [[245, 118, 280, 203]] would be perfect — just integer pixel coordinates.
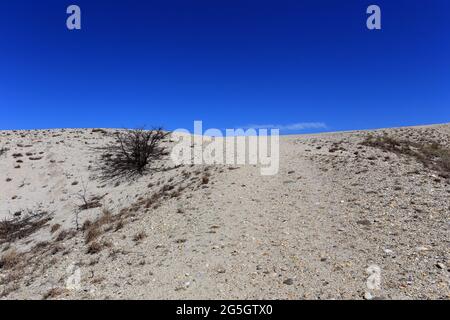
[[0, 124, 449, 299]]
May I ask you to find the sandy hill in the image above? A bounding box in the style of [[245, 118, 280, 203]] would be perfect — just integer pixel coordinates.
[[0, 124, 449, 300]]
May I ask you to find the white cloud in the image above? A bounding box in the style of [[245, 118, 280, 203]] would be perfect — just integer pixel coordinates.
[[242, 122, 327, 131]]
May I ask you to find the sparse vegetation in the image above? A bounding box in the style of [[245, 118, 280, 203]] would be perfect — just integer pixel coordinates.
[[132, 231, 147, 242], [0, 212, 52, 245], [94, 128, 169, 182], [0, 147, 8, 157], [201, 175, 210, 185], [91, 128, 108, 134], [76, 178, 104, 212], [362, 134, 450, 179], [86, 241, 103, 254], [43, 287, 65, 300], [50, 224, 61, 233], [84, 208, 112, 244]]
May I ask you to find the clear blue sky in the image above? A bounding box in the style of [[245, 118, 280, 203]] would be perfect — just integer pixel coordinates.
[[1, 0, 449, 134]]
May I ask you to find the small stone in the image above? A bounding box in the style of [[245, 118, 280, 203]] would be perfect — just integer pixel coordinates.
[[216, 267, 226, 274], [364, 292, 373, 300], [436, 263, 446, 270], [357, 219, 371, 226], [283, 278, 294, 285]]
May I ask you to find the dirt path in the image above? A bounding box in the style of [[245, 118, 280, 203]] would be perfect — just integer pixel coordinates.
[[118, 136, 368, 299]]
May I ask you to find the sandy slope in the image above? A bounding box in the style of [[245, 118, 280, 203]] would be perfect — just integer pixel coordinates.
[[0, 124, 449, 299]]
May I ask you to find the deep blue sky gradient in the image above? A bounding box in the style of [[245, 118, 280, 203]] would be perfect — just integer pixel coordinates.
[[0, 0, 449, 133]]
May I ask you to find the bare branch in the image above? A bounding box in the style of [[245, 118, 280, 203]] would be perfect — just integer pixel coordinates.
[[93, 128, 169, 182]]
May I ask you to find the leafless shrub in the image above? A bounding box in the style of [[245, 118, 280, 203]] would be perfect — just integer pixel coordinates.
[[0, 212, 51, 245], [76, 178, 103, 211], [94, 128, 169, 182]]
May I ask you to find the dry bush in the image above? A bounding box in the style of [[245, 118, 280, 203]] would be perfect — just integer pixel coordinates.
[[76, 179, 104, 211], [0, 212, 51, 245], [94, 128, 169, 182], [362, 135, 450, 179]]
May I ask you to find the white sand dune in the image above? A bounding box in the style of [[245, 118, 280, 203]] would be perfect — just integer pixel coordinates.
[[0, 124, 449, 299]]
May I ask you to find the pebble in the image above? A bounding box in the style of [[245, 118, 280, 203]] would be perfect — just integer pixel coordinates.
[[436, 263, 446, 270], [283, 278, 294, 285], [364, 292, 373, 300], [216, 267, 226, 274]]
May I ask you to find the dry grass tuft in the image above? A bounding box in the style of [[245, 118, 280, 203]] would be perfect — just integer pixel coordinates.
[[50, 224, 61, 233], [133, 231, 147, 242], [86, 241, 103, 254], [84, 209, 113, 244], [43, 287, 65, 300]]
